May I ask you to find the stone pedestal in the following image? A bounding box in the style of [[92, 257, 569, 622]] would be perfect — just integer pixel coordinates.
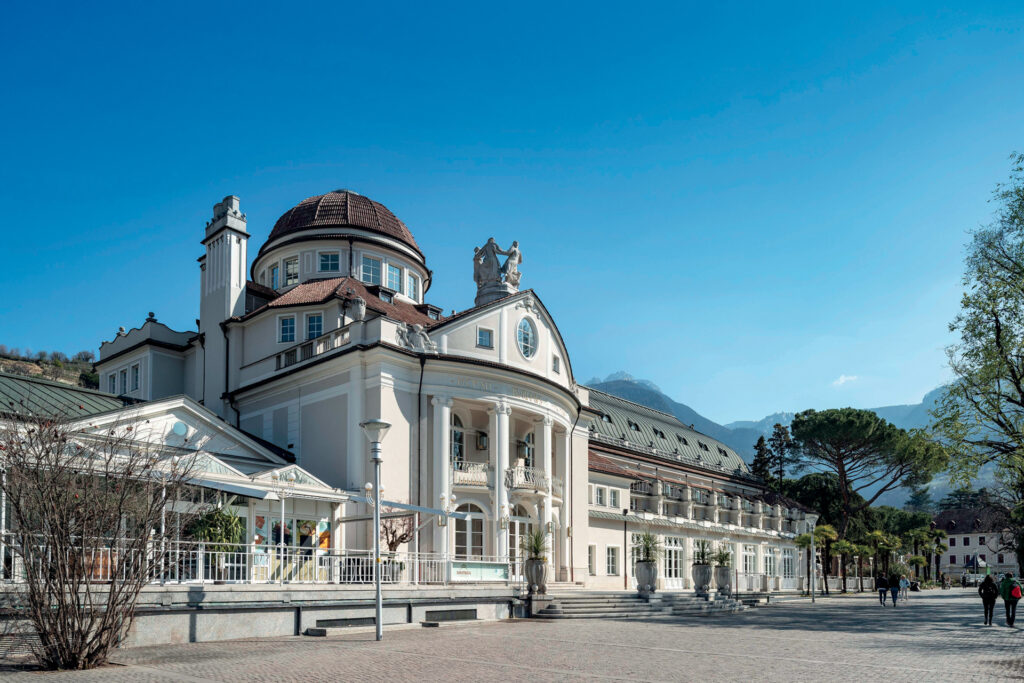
[[475, 281, 518, 307]]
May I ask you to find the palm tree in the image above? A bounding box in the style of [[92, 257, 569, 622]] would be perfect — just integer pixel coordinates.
[[855, 543, 873, 592], [794, 533, 813, 596], [832, 539, 857, 593], [878, 534, 901, 576], [815, 524, 838, 595], [866, 530, 888, 578], [927, 529, 948, 582]]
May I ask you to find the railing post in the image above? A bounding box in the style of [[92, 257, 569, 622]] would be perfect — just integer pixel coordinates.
[[198, 542, 205, 583]]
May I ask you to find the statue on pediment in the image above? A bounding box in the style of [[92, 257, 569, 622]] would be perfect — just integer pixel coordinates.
[[473, 238, 523, 305]]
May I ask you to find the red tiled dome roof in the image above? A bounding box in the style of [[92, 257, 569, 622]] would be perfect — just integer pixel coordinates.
[[264, 190, 422, 258]]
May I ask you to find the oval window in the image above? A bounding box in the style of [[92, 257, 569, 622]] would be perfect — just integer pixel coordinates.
[[517, 318, 537, 358]]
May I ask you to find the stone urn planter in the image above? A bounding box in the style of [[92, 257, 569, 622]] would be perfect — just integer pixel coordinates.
[[525, 558, 548, 595], [635, 560, 658, 595], [692, 564, 712, 594], [714, 566, 733, 597], [351, 296, 366, 322]]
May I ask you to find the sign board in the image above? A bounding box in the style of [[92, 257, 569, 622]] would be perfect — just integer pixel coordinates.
[[448, 560, 510, 582]]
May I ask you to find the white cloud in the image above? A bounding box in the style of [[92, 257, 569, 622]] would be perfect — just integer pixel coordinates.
[[832, 374, 859, 387]]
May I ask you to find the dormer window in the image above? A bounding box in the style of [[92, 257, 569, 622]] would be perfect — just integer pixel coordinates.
[[628, 421, 640, 432], [428, 310, 439, 320], [699, 442, 710, 452], [284, 257, 299, 286], [601, 413, 612, 423], [380, 291, 393, 303]]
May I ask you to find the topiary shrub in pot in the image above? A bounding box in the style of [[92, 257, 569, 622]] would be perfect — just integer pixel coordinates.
[[713, 547, 733, 597], [692, 539, 713, 595], [633, 531, 662, 596], [521, 529, 549, 595]]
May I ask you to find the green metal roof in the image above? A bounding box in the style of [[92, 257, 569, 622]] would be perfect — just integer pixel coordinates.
[[0, 372, 133, 419], [586, 388, 749, 474]]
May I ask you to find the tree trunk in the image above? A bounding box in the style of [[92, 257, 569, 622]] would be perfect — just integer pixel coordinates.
[[857, 556, 864, 592], [805, 549, 812, 596], [841, 553, 847, 593], [823, 541, 831, 595]]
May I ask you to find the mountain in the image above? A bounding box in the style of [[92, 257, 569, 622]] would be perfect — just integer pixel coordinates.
[[587, 372, 956, 507]]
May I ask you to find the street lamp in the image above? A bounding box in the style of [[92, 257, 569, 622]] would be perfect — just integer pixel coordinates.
[[360, 418, 391, 642]]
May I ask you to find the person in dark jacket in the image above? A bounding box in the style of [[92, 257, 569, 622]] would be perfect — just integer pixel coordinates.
[[876, 574, 889, 605], [979, 575, 999, 625], [1000, 572, 1021, 626], [889, 573, 901, 606]]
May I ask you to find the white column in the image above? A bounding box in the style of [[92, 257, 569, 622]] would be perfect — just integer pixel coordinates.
[[536, 415, 553, 569], [558, 429, 570, 578], [432, 396, 452, 555], [490, 402, 511, 557]]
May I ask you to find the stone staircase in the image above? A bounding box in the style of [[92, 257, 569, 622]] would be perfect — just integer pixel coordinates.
[[533, 591, 745, 620]]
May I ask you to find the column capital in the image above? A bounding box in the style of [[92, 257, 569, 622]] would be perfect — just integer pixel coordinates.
[[488, 401, 512, 416], [534, 414, 554, 427], [431, 396, 454, 408]]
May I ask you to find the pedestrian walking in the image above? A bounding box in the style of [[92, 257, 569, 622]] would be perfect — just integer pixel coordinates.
[[962, 574, 968, 589], [979, 575, 999, 626], [899, 575, 910, 602], [889, 573, 900, 607], [876, 573, 889, 605], [999, 572, 1022, 627]]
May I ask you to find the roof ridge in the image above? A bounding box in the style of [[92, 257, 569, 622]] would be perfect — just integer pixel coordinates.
[[585, 386, 679, 420]]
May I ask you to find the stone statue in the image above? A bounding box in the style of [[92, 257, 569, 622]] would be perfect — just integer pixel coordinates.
[[472, 238, 524, 306], [396, 322, 437, 354]]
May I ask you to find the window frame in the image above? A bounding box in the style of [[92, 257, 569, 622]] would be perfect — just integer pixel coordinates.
[[317, 251, 341, 273], [594, 486, 606, 506], [361, 255, 382, 285], [407, 273, 419, 302], [386, 264, 403, 293], [609, 488, 620, 509], [131, 363, 140, 391], [108, 374, 116, 393], [552, 355, 560, 374], [588, 545, 597, 576], [278, 315, 296, 344], [516, 317, 538, 359], [270, 265, 280, 290], [606, 546, 620, 576], [476, 327, 494, 349], [284, 257, 299, 286], [119, 369, 128, 394], [305, 312, 323, 340]]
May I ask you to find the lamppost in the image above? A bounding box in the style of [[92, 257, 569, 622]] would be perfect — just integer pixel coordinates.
[[360, 418, 391, 643]]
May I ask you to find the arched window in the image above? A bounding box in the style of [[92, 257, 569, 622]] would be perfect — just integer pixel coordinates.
[[455, 503, 484, 558], [517, 318, 537, 358], [451, 415, 465, 463]]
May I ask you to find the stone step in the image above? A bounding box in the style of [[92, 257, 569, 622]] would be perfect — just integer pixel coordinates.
[[539, 605, 661, 614]]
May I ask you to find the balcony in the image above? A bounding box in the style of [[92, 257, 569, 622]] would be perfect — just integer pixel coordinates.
[[452, 460, 491, 487], [276, 328, 351, 370], [630, 480, 654, 496], [630, 498, 656, 513], [663, 483, 688, 501], [505, 466, 562, 498]]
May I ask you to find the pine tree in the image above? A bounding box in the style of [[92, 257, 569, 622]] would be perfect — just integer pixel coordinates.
[[767, 423, 795, 490], [751, 436, 773, 483]]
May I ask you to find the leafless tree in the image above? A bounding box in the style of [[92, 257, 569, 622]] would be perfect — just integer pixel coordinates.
[[380, 504, 415, 552], [0, 409, 197, 670]]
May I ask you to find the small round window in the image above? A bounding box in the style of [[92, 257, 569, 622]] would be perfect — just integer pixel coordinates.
[[516, 318, 537, 358]]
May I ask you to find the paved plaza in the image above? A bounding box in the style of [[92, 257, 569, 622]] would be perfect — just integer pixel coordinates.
[[4, 590, 1024, 682]]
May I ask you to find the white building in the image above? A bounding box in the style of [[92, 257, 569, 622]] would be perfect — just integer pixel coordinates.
[[94, 189, 814, 592], [934, 508, 1016, 579]]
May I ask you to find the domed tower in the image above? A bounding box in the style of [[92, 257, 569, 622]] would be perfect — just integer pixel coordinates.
[[250, 189, 429, 303]]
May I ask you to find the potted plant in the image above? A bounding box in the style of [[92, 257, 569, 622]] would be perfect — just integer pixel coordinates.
[[713, 546, 733, 596], [633, 531, 662, 595], [185, 506, 245, 583], [521, 529, 549, 595], [692, 539, 713, 595]]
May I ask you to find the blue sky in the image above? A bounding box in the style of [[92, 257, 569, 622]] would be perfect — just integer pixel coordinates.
[[1, 2, 1022, 423]]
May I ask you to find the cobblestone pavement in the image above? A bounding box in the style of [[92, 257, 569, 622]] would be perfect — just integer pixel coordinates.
[[4, 590, 1024, 682]]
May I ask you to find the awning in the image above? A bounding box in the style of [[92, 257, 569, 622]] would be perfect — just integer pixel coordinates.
[[187, 477, 271, 500]]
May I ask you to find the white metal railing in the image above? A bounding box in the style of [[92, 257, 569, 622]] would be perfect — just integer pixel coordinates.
[[275, 327, 351, 371], [0, 535, 510, 588], [452, 460, 490, 487], [505, 466, 550, 492], [630, 480, 654, 495]]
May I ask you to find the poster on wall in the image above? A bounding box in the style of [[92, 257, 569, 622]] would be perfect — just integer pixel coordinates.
[[272, 519, 293, 546], [317, 520, 331, 552], [297, 520, 317, 556]]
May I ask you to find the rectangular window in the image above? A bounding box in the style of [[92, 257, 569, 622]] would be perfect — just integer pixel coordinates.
[[270, 265, 279, 290], [588, 545, 596, 575], [999, 554, 1005, 564], [764, 553, 776, 576], [477, 328, 494, 348], [782, 549, 796, 578], [407, 274, 419, 301], [131, 364, 139, 391], [306, 314, 323, 340], [595, 487, 606, 506], [980, 536, 986, 545], [119, 369, 127, 394], [963, 537, 970, 546], [552, 355, 560, 373], [949, 538, 956, 547], [609, 489, 620, 509], [361, 256, 381, 285], [108, 374, 116, 393], [387, 264, 402, 292], [742, 545, 756, 574], [284, 257, 299, 286], [949, 555, 956, 565], [606, 547, 619, 576], [279, 317, 295, 343], [665, 537, 685, 579], [319, 252, 340, 272]]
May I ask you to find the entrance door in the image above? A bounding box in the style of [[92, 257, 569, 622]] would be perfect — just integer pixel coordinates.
[[508, 506, 533, 580]]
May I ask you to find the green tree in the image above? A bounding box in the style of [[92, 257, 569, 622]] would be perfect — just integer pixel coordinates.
[[782, 473, 872, 539], [767, 423, 797, 490], [794, 533, 814, 595], [815, 524, 838, 595], [904, 486, 935, 514], [933, 154, 1024, 482], [926, 528, 949, 581], [790, 408, 947, 539], [751, 436, 773, 483], [908, 555, 928, 579], [832, 539, 858, 593]]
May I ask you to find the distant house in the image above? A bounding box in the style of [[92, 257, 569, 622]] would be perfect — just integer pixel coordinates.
[[933, 507, 1016, 577]]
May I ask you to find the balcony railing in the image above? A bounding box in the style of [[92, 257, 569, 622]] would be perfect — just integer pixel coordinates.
[[505, 466, 551, 493], [452, 460, 490, 487], [630, 480, 654, 495], [663, 484, 688, 501], [275, 327, 351, 371]]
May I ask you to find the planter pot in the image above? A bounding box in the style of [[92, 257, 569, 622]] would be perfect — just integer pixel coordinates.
[[714, 566, 732, 596], [351, 297, 366, 322], [692, 564, 712, 594], [635, 560, 657, 595], [525, 558, 548, 595]]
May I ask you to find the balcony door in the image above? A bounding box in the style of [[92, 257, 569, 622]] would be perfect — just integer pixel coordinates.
[[508, 505, 533, 576]]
